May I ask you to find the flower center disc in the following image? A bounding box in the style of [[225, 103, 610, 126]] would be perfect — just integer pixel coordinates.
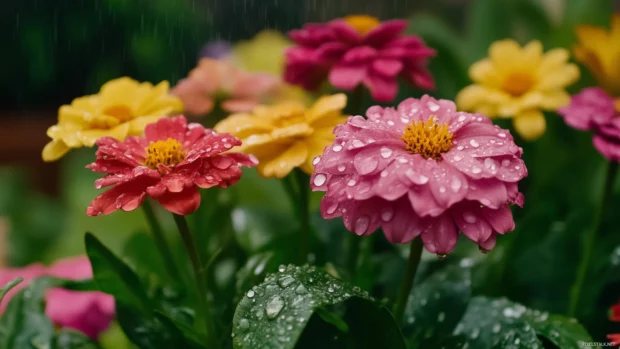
[[103, 105, 133, 122], [145, 138, 186, 169], [344, 15, 380, 36], [501, 72, 535, 97], [402, 118, 453, 159]]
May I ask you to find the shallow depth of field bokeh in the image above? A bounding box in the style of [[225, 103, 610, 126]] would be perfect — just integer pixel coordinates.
[[2, 0, 620, 348]]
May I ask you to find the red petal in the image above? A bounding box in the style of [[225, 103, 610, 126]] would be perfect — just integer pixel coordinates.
[[145, 115, 188, 143], [87, 179, 154, 216], [153, 186, 201, 215]]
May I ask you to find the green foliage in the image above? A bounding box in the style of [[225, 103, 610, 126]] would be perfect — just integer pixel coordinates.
[[232, 265, 405, 349]]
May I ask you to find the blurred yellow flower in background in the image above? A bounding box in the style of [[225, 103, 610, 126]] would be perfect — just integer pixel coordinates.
[[43, 77, 183, 162], [233, 30, 314, 106], [456, 40, 579, 140], [215, 94, 347, 178], [573, 15, 620, 96]]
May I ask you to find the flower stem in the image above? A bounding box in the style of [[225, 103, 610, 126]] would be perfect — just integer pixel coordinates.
[[392, 238, 424, 325], [172, 214, 218, 348], [295, 170, 311, 264], [141, 200, 180, 283], [568, 161, 618, 317]]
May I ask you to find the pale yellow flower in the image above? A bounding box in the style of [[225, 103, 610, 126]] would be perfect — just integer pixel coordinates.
[[574, 15, 620, 96], [43, 77, 183, 161], [214, 94, 347, 178], [456, 40, 579, 140]]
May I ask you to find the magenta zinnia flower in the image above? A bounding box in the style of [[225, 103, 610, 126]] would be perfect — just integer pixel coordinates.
[[87, 115, 257, 216], [284, 15, 436, 103], [558, 87, 620, 162], [311, 95, 527, 255]]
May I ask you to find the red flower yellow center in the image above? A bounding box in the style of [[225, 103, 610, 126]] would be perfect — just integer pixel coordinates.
[[344, 15, 380, 36], [402, 118, 453, 159], [103, 105, 133, 122], [145, 138, 186, 169], [501, 72, 535, 97]]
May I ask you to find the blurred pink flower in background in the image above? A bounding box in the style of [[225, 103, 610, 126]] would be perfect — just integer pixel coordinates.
[[311, 95, 527, 255], [171, 58, 281, 116], [0, 256, 115, 339], [284, 15, 436, 102], [558, 87, 620, 162]]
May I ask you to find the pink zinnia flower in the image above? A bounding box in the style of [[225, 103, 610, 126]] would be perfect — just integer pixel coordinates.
[[86, 115, 257, 216], [0, 256, 115, 339], [284, 15, 436, 103], [609, 299, 620, 345], [311, 95, 527, 255], [171, 58, 281, 116], [558, 87, 620, 162]]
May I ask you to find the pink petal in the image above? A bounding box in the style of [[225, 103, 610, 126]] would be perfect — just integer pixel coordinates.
[[480, 205, 515, 234], [342, 46, 377, 63], [221, 98, 260, 113], [381, 198, 424, 243], [371, 59, 403, 77], [144, 116, 188, 143], [330, 20, 362, 44], [420, 214, 458, 255], [328, 65, 367, 90], [451, 204, 493, 244], [152, 186, 201, 215], [363, 20, 407, 46], [363, 74, 398, 102]]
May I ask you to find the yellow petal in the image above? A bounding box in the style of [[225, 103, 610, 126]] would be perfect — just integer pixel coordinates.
[[469, 59, 502, 86], [271, 124, 314, 141], [299, 137, 332, 174], [536, 63, 580, 90], [259, 141, 308, 178], [42, 139, 70, 162], [521, 41, 543, 68], [513, 110, 546, 140], [79, 122, 131, 147], [305, 94, 347, 124], [539, 90, 571, 110], [489, 39, 522, 69], [214, 113, 274, 138]]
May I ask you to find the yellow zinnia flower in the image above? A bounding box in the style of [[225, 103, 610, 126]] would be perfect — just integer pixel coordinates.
[[214, 94, 347, 178], [43, 77, 183, 162], [574, 14, 620, 96], [456, 40, 579, 140]]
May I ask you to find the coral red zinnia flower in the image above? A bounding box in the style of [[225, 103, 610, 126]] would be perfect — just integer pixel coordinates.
[[87, 115, 257, 216], [311, 95, 527, 255], [284, 15, 436, 103], [558, 87, 620, 162]]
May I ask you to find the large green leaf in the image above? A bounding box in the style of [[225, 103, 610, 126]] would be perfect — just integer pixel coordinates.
[[232, 265, 405, 349], [85, 233, 152, 313], [402, 264, 472, 348], [455, 297, 595, 348]]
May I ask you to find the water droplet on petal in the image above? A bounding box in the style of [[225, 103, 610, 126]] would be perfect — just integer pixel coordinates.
[[498, 132, 506, 138], [472, 167, 482, 174], [347, 179, 357, 186], [332, 145, 342, 152], [326, 202, 338, 215], [380, 146, 393, 159], [439, 186, 446, 193], [451, 178, 462, 192], [312, 156, 321, 165], [470, 139, 479, 148], [295, 284, 308, 295], [501, 159, 511, 166], [457, 145, 464, 151], [463, 212, 477, 224], [313, 174, 327, 186], [337, 164, 346, 172], [428, 102, 440, 112], [355, 216, 370, 235], [381, 208, 394, 222], [458, 115, 466, 122], [453, 155, 463, 162], [352, 140, 364, 148]]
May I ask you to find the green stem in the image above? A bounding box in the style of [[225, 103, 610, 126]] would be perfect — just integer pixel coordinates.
[[173, 214, 218, 348], [568, 161, 618, 317], [392, 239, 424, 325], [295, 170, 311, 264], [141, 201, 181, 283]]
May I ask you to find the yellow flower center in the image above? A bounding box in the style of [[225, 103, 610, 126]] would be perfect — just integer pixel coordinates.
[[344, 15, 381, 36], [144, 138, 186, 169], [501, 72, 535, 97], [402, 118, 453, 159], [103, 105, 133, 122], [615, 99, 620, 113]]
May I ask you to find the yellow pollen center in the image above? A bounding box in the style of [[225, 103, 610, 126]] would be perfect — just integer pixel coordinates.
[[402, 118, 453, 159], [615, 99, 620, 113], [344, 15, 381, 36], [103, 105, 133, 122], [501, 72, 535, 97], [144, 138, 186, 170]]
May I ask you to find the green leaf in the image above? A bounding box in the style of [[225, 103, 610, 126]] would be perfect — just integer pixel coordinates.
[[231, 206, 299, 253], [122, 232, 167, 280], [84, 233, 151, 313], [54, 329, 100, 349], [154, 310, 206, 348], [232, 265, 405, 349], [465, 0, 513, 61], [0, 277, 58, 349], [402, 265, 471, 348], [0, 278, 23, 304], [455, 297, 594, 348]]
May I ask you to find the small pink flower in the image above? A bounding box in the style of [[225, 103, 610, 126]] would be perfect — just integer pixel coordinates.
[[0, 256, 115, 339], [311, 95, 527, 255], [284, 16, 436, 102], [86, 115, 257, 216], [171, 58, 281, 116], [558, 87, 620, 162], [46, 256, 115, 339]]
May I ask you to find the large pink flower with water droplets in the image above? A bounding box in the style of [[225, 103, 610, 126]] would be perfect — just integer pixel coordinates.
[[558, 87, 620, 162], [311, 95, 527, 255], [86, 115, 258, 216], [284, 17, 436, 103]]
